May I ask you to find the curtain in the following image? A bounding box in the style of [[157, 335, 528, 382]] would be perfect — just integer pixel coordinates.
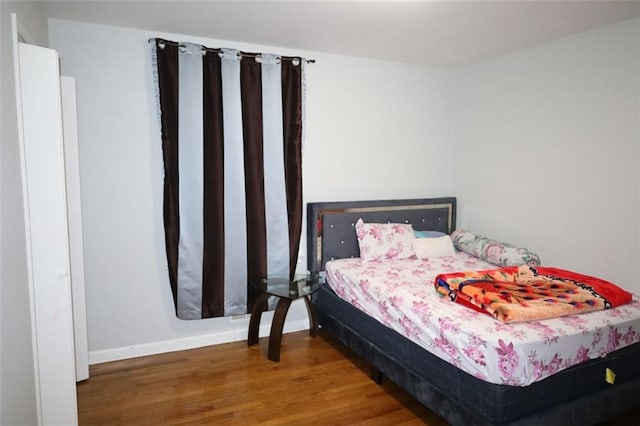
[[152, 39, 304, 320]]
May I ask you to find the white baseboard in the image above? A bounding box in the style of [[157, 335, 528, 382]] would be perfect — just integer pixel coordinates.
[[88, 318, 310, 365]]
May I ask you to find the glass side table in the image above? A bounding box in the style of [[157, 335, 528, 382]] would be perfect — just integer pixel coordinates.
[[247, 273, 325, 362]]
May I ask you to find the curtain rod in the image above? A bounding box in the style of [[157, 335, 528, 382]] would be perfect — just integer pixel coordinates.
[[148, 38, 316, 64]]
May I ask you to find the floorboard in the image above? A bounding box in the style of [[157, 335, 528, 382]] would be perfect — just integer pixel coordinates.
[[78, 331, 640, 425]]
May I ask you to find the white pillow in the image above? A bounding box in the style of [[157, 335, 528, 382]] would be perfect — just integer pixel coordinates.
[[413, 235, 456, 259]]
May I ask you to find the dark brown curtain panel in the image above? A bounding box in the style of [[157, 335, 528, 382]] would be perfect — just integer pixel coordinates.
[[155, 39, 180, 313], [201, 50, 225, 318], [240, 56, 267, 312], [281, 58, 303, 279], [152, 39, 305, 319]]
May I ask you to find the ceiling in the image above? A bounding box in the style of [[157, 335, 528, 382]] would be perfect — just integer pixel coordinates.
[[40, 0, 640, 66]]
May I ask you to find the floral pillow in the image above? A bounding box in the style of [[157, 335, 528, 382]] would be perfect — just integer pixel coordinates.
[[355, 218, 415, 261], [451, 229, 541, 267]]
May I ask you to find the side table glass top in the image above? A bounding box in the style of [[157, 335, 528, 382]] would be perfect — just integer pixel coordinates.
[[254, 274, 325, 299]]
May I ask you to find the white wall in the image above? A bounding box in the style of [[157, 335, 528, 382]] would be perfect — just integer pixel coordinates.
[[47, 16, 639, 363], [48, 20, 454, 360], [453, 19, 640, 293], [0, 2, 48, 424]]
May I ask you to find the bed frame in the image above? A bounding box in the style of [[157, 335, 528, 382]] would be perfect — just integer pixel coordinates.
[[307, 197, 640, 425]]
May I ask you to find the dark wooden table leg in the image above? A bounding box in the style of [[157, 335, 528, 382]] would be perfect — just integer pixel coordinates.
[[268, 297, 292, 362], [247, 292, 270, 346], [303, 296, 318, 338]]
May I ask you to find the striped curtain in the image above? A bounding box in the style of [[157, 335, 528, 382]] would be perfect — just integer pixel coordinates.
[[152, 39, 304, 320]]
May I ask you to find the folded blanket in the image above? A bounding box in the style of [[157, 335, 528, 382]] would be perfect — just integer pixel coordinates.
[[435, 265, 632, 323]]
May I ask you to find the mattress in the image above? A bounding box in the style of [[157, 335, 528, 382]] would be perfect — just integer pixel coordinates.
[[314, 283, 640, 425], [325, 253, 640, 386]]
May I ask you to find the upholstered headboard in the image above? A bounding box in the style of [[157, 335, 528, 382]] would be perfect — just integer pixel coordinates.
[[306, 197, 456, 273]]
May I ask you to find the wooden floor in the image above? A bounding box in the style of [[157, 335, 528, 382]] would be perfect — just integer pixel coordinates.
[[78, 331, 639, 425]]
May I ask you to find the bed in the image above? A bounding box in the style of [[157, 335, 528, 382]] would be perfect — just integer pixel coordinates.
[[306, 197, 640, 425]]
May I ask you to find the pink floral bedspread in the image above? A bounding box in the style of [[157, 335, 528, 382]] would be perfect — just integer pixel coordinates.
[[325, 253, 640, 386]]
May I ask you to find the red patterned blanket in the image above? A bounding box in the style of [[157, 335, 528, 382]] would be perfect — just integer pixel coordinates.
[[435, 265, 632, 323]]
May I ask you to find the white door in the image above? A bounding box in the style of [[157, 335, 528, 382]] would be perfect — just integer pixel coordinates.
[[12, 15, 79, 426], [61, 76, 90, 382]]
